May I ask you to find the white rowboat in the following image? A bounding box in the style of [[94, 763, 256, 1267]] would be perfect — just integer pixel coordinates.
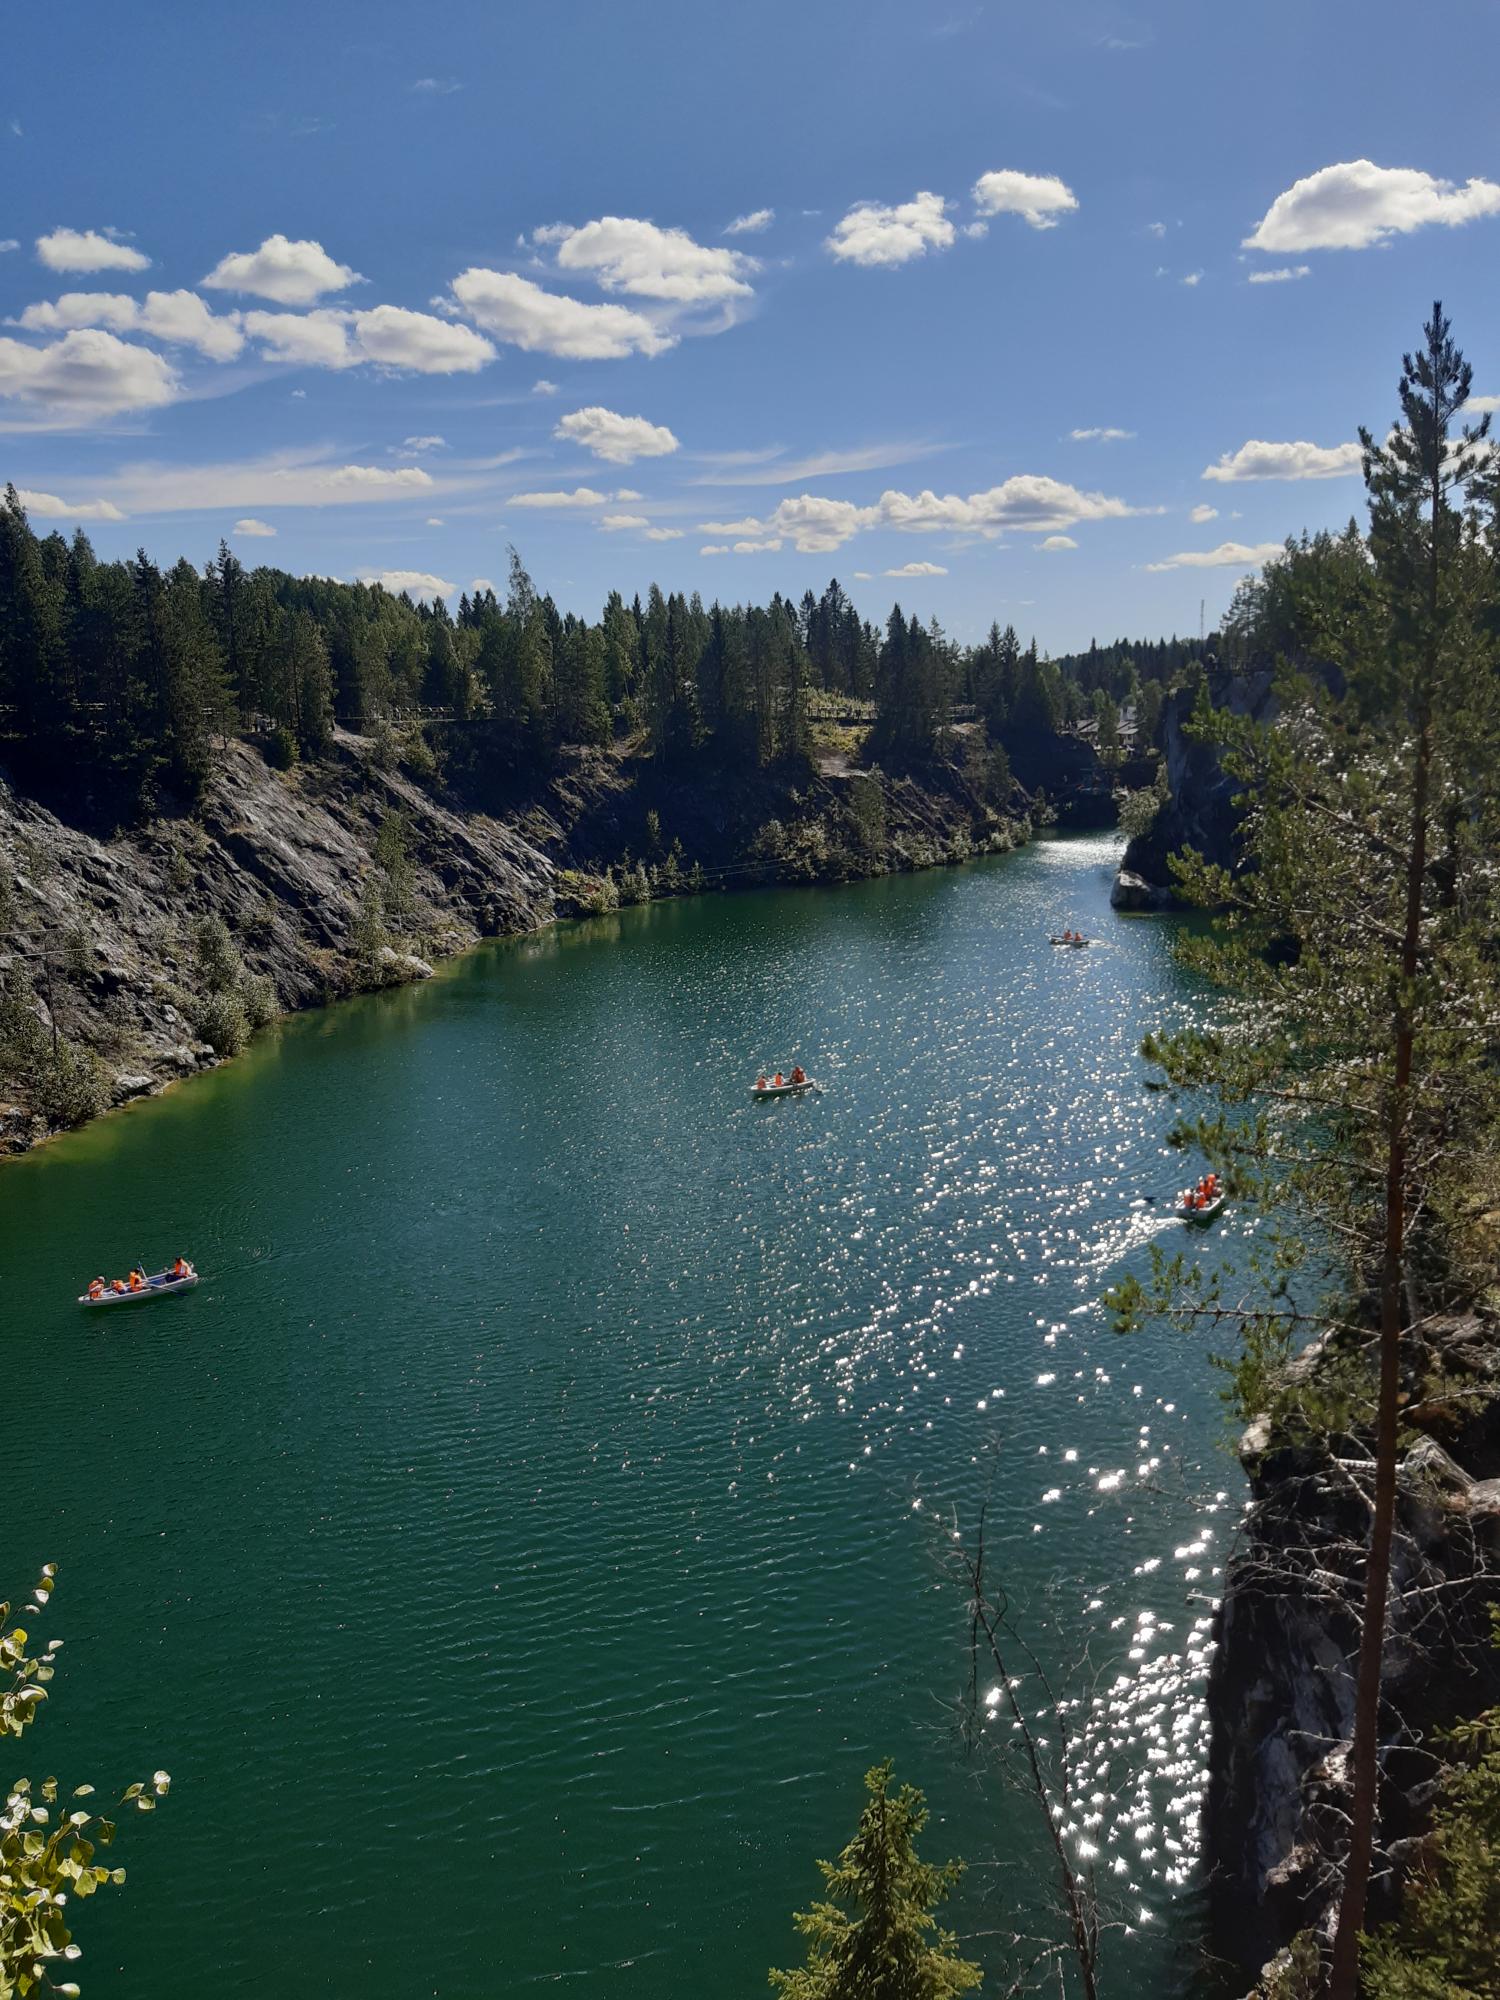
[[1049, 936, 1092, 948], [750, 1080, 819, 1098], [1175, 1194, 1226, 1223], [79, 1268, 199, 1308]]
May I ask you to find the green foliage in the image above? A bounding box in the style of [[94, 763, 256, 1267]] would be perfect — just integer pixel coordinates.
[[265, 725, 298, 771], [0, 978, 110, 1130], [191, 915, 239, 994], [349, 877, 390, 967], [770, 1762, 981, 2000], [2, 1566, 169, 2000], [1365, 1616, 1500, 1999], [1116, 786, 1161, 844], [372, 810, 416, 922], [191, 987, 249, 1057]]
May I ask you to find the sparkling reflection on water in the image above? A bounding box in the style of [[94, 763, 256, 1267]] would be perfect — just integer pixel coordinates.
[[1, 831, 1245, 1998]]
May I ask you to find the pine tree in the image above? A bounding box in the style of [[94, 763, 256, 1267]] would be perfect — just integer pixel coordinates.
[[770, 1762, 981, 2000]]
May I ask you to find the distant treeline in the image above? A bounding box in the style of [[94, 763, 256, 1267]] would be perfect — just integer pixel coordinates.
[[0, 484, 1190, 819]]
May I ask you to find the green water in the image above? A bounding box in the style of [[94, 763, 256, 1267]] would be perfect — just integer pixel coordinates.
[[2, 834, 1239, 1997]]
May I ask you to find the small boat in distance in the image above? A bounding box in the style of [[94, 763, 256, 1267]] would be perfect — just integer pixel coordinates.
[[79, 1261, 199, 1308], [751, 1068, 819, 1098], [1049, 934, 1092, 948], [1175, 1184, 1226, 1223]]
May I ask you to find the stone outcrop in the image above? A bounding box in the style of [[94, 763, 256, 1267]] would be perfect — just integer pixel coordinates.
[[1206, 1312, 1500, 1982]]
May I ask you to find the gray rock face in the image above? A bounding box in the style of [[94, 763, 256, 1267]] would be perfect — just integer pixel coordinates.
[[1207, 1313, 1500, 1981], [1109, 869, 1174, 912]]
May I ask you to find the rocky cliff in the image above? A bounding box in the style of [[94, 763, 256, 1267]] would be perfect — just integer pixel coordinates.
[[1205, 1313, 1500, 1982], [0, 729, 1020, 1154], [1111, 667, 1275, 910]]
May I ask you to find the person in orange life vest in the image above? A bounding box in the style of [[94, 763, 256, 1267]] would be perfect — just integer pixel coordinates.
[[88, 1277, 105, 1301]]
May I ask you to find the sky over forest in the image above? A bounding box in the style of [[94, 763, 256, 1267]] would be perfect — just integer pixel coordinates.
[[4, 0, 1499, 648]]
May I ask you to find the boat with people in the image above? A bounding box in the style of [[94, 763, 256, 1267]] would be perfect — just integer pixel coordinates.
[[1049, 931, 1092, 947], [1175, 1173, 1226, 1222], [78, 1258, 199, 1308], [751, 1066, 819, 1098]]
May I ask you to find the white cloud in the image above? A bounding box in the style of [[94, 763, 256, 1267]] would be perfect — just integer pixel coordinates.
[[1180, 270, 1203, 287], [357, 567, 454, 601], [426, 517, 445, 526], [643, 526, 683, 540], [1203, 438, 1361, 482], [1146, 221, 1167, 239], [0, 328, 178, 417], [36, 228, 150, 274], [233, 517, 276, 536], [852, 570, 871, 579], [447, 268, 672, 359], [397, 434, 446, 454], [733, 538, 782, 553], [1467, 394, 1499, 413], [1189, 503, 1219, 523], [540, 216, 755, 303], [826, 192, 954, 267], [613, 487, 644, 501], [0, 240, 17, 254], [600, 513, 649, 531], [99, 454, 434, 513], [699, 543, 730, 555], [243, 308, 357, 368], [411, 77, 461, 94], [698, 474, 1144, 555], [885, 560, 948, 576], [350, 305, 495, 374], [725, 208, 774, 236], [470, 576, 496, 593], [1069, 426, 1134, 441], [508, 486, 609, 509], [1247, 265, 1310, 284], [1146, 540, 1283, 572], [203, 234, 361, 305], [554, 405, 679, 464], [15, 289, 244, 360], [531, 377, 558, 395], [1040, 534, 1076, 551], [1246, 160, 1500, 253], [971, 170, 1078, 230], [17, 487, 125, 521]]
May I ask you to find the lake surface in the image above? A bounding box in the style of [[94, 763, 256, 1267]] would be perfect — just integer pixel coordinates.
[[2, 833, 1245, 1998]]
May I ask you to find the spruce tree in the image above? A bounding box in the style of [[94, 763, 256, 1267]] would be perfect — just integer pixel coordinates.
[[770, 1762, 981, 2000]]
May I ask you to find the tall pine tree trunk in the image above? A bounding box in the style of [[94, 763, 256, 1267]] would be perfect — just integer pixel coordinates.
[[1327, 443, 1440, 2000]]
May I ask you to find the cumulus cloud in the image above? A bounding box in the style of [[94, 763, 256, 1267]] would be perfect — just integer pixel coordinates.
[[233, 517, 276, 536], [538, 216, 755, 302], [350, 305, 494, 373], [1069, 426, 1134, 441], [531, 377, 558, 395], [1203, 438, 1362, 482], [37, 228, 150, 274], [15, 289, 244, 360], [1247, 265, 1310, 284], [885, 560, 948, 576], [613, 487, 644, 501], [470, 577, 496, 594], [447, 268, 672, 359], [696, 474, 1144, 554], [1189, 503, 1219, 523], [0, 328, 178, 417], [554, 404, 679, 464], [1471, 395, 1500, 414], [1181, 270, 1203, 286], [599, 513, 649, 531], [357, 567, 454, 601], [826, 192, 954, 267], [725, 208, 774, 236], [203, 233, 362, 305], [1146, 540, 1283, 571], [508, 487, 610, 509], [16, 487, 125, 521], [1245, 160, 1500, 253], [699, 543, 730, 555], [244, 308, 357, 369], [643, 526, 683, 540], [1040, 534, 1077, 551], [971, 170, 1078, 230]]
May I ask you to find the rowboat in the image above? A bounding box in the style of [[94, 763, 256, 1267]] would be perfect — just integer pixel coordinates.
[[1175, 1194, 1226, 1223], [1049, 935, 1092, 947], [79, 1267, 199, 1308], [751, 1079, 819, 1098]]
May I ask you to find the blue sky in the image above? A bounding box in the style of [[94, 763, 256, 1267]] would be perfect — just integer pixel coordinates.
[[4, 0, 1499, 651]]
